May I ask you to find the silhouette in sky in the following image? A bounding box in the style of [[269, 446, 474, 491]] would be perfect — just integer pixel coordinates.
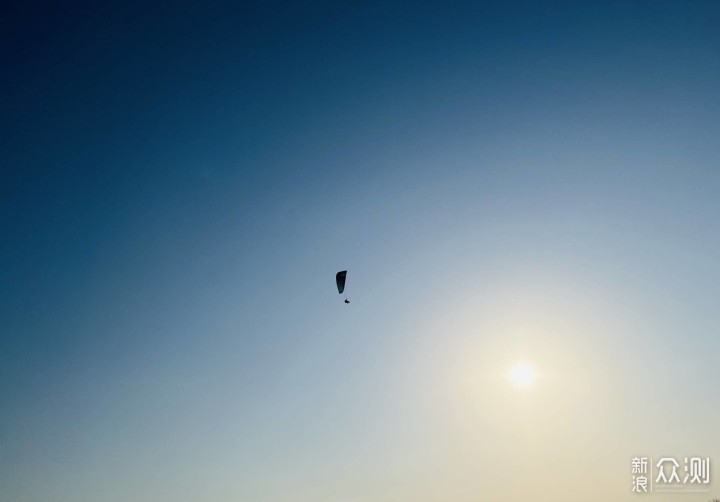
[[336, 270, 349, 304]]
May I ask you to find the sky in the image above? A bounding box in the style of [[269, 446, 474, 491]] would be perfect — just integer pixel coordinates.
[[2, 1, 720, 501]]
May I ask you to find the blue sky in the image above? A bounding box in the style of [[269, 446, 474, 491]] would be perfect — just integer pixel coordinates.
[[2, 1, 720, 500]]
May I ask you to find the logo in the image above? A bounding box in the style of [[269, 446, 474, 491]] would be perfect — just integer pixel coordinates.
[[632, 457, 711, 494]]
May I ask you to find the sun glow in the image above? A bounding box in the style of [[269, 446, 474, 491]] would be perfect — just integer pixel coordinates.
[[510, 363, 536, 387]]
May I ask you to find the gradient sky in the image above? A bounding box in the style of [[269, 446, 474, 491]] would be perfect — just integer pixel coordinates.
[[2, 1, 720, 501]]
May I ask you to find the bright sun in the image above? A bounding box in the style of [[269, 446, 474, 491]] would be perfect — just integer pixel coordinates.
[[510, 363, 536, 387]]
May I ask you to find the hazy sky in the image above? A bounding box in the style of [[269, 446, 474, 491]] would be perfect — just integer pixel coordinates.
[[2, 1, 720, 501]]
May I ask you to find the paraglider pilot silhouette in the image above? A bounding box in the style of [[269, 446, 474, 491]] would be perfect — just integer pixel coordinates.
[[336, 270, 350, 304]]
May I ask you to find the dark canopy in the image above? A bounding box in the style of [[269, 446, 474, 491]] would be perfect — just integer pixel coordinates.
[[336, 270, 347, 294]]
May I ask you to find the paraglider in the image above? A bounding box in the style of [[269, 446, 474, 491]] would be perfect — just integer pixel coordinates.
[[336, 270, 349, 304]]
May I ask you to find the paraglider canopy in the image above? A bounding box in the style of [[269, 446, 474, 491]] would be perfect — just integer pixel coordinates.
[[336, 270, 347, 294]]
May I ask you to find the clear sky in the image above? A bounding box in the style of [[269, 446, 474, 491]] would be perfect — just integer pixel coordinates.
[[2, 1, 719, 501]]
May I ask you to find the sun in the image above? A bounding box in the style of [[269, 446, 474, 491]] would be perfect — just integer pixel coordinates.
[[510, 363, 536, 387]]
